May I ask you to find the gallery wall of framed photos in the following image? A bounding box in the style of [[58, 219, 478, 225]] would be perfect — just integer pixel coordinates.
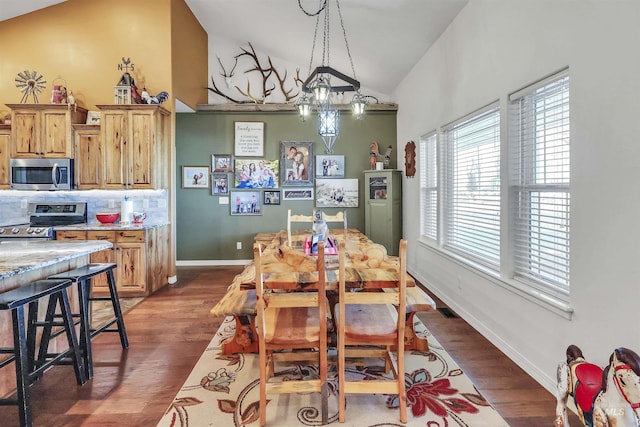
[[175, 108, 398, 261]]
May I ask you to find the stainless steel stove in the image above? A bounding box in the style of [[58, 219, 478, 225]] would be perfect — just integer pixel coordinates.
[[0, 202, 87, 241], [0, 224, 54, 240]]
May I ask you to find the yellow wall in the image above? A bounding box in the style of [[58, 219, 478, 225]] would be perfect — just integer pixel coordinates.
[[171, 0, 208, 109], [0, 0, 207, 113]]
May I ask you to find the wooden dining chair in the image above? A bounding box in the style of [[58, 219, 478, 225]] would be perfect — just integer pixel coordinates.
[[287, 208, 315, 246], [254, 241, 328, 426], [321, 210, 347, 235], [336, 239, 408, 423]]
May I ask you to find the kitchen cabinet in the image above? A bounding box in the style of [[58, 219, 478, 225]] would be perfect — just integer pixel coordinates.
[[96, 105, 170, 189], [56, 226, 169, 297], [6, 104, 87, 158], [72, 124, 102, 189], [363, 169, 402, 256], [0, 125, 10, 188]]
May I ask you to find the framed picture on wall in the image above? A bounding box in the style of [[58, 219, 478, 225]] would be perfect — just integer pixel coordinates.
[[283, 188, 314, 201], [182, 166, 210, 189], [315, 154, 345, 178], [315, 178, 359, 207], [234, 159, 279, 188], [230, 191, 262, 215], [212, 154, 233, 172], [263, 190, 280, 205], [281, 141, 313, 186], [211, 173, 230, 195]]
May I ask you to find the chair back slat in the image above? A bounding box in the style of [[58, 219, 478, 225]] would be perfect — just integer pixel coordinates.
[[287, 209, 315, 246]]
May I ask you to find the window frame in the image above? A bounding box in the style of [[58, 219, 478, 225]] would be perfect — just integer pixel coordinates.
[[441, 102, 502, 272], [508, 69, 571, 297], [419, 131, 438, 242]]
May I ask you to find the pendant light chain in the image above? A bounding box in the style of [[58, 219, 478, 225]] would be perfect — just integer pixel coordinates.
[[323, 0, 330, 68], [336, 0, 357, 82]]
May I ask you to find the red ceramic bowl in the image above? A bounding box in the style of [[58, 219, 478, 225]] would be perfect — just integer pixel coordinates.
[[96, 213, 119, 224]]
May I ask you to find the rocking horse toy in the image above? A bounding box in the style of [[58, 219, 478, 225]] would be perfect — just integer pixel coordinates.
[[555, 345, 640, 427]]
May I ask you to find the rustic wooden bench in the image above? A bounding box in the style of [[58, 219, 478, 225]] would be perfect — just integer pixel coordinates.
[[210, 263, 437, 355]]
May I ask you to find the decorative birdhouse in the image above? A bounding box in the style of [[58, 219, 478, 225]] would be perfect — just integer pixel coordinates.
[[114, 72, 133, 104]]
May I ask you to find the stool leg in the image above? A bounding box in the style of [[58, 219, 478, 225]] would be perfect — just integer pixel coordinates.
[[11, 306, 32, 427], [25, 300, 40, 379], [36, 294, 59, 374], [77, 279, 93, 380], [59, 291, 87, 385], [106, 270, 128, 349]]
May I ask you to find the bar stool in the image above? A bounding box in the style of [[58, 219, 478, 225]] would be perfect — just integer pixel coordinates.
[[0, 279, 86, 427], [48, 263, 129, 380]]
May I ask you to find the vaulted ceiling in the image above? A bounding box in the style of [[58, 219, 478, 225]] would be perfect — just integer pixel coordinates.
[[0, 0, 468, 96]]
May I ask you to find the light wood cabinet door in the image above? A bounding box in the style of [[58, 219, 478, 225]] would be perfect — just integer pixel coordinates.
[[129, 110, 154, 187], [88, 231, 117, 293], [116, 242, 146, 294], [8, 104, 87, 158], [101, 110, 128, 188], [0, 127, 10, 188], [73, 125, 102, 189], [11, 109, 39, 157], [97, 105, 168, 189], [42, 109, 72, 157]]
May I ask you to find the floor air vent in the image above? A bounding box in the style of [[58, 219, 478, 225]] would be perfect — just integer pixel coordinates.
[[437, 307, 458, 318]]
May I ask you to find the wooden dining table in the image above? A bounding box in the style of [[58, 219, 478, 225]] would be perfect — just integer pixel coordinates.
[[210, 229, 435, 355]]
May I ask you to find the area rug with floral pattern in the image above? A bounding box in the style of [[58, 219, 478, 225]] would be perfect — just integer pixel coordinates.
[[157, 316, 509, 427]]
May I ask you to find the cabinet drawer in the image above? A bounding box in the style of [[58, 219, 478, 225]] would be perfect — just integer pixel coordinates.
[[87, 230, 116, 242], [116, 230, 145, 243], [56, 230, 87, 240]]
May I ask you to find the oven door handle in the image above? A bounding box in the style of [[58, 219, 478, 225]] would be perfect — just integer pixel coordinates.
[[51, 163, 60, 188]]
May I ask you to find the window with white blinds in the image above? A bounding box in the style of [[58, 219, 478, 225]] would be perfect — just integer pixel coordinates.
[[420, 132, 438, 241], [509, 70, 570, 294], [442, 104, 501, 270]]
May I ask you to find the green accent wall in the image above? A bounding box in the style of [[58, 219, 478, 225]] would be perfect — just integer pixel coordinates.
[[176, 109, 397, 260]]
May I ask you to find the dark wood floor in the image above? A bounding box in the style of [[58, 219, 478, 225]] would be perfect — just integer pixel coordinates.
[[0, 266, 579, 426]]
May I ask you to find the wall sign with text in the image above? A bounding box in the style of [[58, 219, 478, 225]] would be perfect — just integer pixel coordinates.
[[234, 121, 264, 157]]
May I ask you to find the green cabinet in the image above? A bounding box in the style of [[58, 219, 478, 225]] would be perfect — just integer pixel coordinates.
[[364, 169, 402, 256]]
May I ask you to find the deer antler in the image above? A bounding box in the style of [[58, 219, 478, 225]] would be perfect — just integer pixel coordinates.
[[211, 42, 303, 103], [217, 56, 238, 88], [268, 57, 299, 102], [236, 81, 263, 104], [236, 42, 277, 102], [294, 68, 305, 88], [207, 75, 244, 103]]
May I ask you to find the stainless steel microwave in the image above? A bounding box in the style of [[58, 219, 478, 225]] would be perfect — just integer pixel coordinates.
[[10, 158, 74, 190]]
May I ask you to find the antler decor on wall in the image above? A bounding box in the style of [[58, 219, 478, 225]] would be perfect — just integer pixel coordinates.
[[208, 42, 302, 104]]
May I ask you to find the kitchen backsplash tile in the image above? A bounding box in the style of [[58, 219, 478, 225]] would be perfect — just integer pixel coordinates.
[[0, 189, 169, 226]]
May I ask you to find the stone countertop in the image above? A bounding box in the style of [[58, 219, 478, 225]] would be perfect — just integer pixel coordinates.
[[54, 221, 169, 231], [0, 240, 112, 280]]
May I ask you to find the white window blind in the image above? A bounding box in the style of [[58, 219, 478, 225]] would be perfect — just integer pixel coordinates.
[[509, 71, 570, 293], [443, 105, 501, 270], [420, 132, 438, 241]]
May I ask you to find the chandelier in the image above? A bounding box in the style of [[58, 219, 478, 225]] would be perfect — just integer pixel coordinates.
[[295, 0, 369, 154]]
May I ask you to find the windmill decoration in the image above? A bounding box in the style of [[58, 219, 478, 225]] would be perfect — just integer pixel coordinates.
[[15, 70, 47, 103]]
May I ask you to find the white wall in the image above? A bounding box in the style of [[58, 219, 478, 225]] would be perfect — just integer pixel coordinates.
[[394, 0, 640, 393]]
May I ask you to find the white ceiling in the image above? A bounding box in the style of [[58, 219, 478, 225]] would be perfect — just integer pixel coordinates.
[[0, 0, 468, 96]]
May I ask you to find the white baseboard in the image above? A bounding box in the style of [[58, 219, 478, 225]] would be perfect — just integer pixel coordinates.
[[176, 259, 251, 267]]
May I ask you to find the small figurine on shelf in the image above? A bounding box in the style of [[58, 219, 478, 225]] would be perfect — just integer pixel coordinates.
[[67, 90, 76, 106], [141, 88, 169, 104], [370, 152, 377, 170]]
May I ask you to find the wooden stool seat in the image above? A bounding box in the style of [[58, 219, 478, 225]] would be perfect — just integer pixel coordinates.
[[49, 263, 128, 380], [0, 278, 85, 427]]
